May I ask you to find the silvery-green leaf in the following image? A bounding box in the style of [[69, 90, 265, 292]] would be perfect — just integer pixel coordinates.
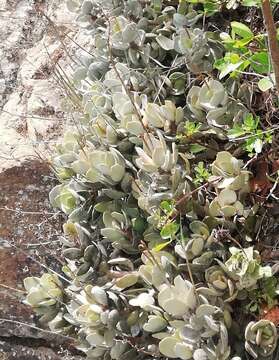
[[191, 237, 204, 256], [129, 292, 154, 309], [174, 342, 193, 359], [122, 23, 138, 43], [196, 304, 217, 317], [101, 228, 126, 241], [91, 286, 108, 306], [204, 315, 219, 332], [143, 315, 167, 332], [180, 326, 199, 341], [159, 337, 178, 358], [193, 349, 208, 360], [86, 332, 104, 346], [173, 13, 187, 28], [218, 189, 237, 206], [190, 221, 209, 237], [81, 0, 93, 15], [24, 277, 40, 292], [115, 273, 138, 289], [222, 205, 237, 217], [156, 35, 174, 50]]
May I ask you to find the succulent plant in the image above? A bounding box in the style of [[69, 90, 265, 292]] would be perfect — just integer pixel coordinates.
[[23, 1, 278, 360], [110, 16, 145, 51], [245, 320, 277, 358], [135, 131, 178, 173], [205, 265, 238, 302], [211, 151, 250, 191], [187, 80, 246, 130], [24, 274, 63, 322], [175, 221, 212, 261], [174, 28, 222, 73], [220, 247, 272, 291], [101, 211, 138, 253], [112, 92, 144, 136], [158, 275, 197, 317], [209, 189, 244, 218], [158, 301, 230, 360], [139, 250, 176, 288], [187, 79, 228, 124], [91, 114, 118, 145], [142, 100, 184, 132]]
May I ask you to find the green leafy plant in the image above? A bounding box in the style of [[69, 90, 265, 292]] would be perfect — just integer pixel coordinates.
[[228, 113, 273, 156], [194, 162, 210, 184], [215, 21, 271, 82]]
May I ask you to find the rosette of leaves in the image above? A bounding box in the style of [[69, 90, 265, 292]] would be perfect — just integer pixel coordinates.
[[245, 320, 277, 358], [142, 100, 184, 133], [218, 247, 272, 291], [51, 130, 82, 180], [132, 132, 189, 215], [132, 164, 190, 215], [157, 275, 197, 317], [187, 79, 228, 125], [157, 28, 223, 74], [209, 189, 244, 218], [101, 210, 138, 253], [49, 182, 83, 216], [112, 92, 144, 137], [138, 250, 177, 289], [73, 55, 109, 84], [174, 28, 223, 73], [91, 114, 118, 145], [24, 274, 63, 322], [211, 151, 250, 191], [75, 147, 127, 186], [187, 80, 246, 130], [135, 131, 178, 173], [205, 265, 238, 302], [155, 278, 230, 359], [110, 16, 146, 65], [175, 221, 213, 261], [64, 284, 124, 358], [83, 82, 112, 118]]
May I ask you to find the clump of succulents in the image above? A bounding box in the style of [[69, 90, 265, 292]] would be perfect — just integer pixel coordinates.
[[186, 79, 247, 130], [23, 1, 278, 360], [245, 320, 278, 358]]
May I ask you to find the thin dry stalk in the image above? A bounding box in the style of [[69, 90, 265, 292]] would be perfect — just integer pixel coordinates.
[[262, 0, 279, 94]]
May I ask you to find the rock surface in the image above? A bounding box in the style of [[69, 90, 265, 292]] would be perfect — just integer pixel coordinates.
[[0, 0, 75, 171], [0, 161, 83, 359], [0, 0, 84, 358]]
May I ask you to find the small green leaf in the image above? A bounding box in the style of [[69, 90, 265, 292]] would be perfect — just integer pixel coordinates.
[[153, 240, 172, 252], [160, 200, 174, 214], [242, 0, 260, 6], [160, 222, 179, 239], [190, 144, 206, 153], [219, 61, 244, 79], [231, 21, 253, 39], [132, 217, 147, 233], [258, 77, 274, 92], [250, 52, 270, 74], [228, 126, 246, 138]]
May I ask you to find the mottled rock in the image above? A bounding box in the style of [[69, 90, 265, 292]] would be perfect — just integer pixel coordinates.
[[0, 0, 75, 171], [0, 161, 81, 358]]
